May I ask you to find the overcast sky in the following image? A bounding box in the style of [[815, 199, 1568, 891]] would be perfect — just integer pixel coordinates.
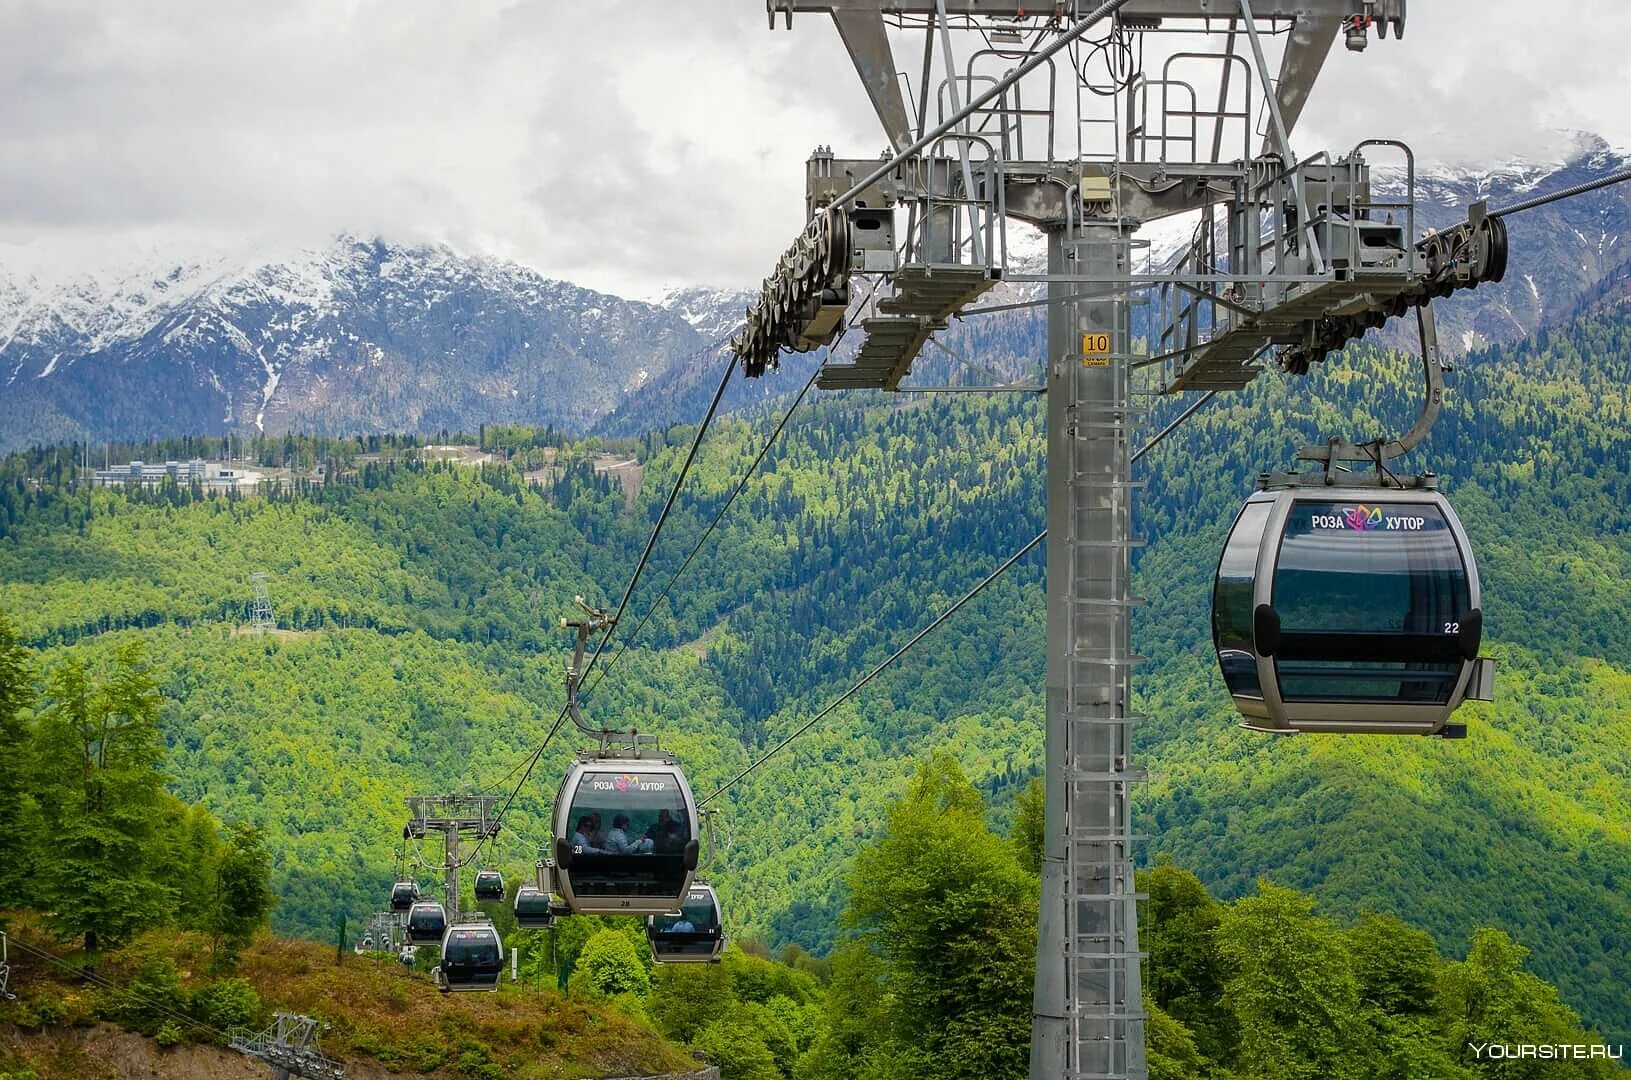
[[0, 0, 1626, 298]]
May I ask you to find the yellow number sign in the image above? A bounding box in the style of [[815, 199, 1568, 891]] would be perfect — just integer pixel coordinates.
[[1080, 332, 1112, 366]]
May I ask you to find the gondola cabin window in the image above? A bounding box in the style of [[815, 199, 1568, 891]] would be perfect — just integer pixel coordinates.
[[654, 890, 718, 934], [444, 928, 501, 967], [1213, 501, 1272, 697], [1272, 499, 1471, 705], [566, 772, 693, 856]]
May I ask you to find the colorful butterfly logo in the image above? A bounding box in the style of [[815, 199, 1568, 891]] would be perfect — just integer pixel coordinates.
[[613, 774, 641, 792], [1342, 505, 1384, 531]]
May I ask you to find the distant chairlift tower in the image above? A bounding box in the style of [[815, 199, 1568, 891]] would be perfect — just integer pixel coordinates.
[[403, 795, 502, 923], [728, 2, 1501, 1076], [249, 572, 275, 634], [364, 910, 404, 953]]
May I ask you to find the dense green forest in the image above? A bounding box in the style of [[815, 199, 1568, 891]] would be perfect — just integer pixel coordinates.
[[2, 697, 1617, 1078], [0, 305, 1629, 1065], [0, 621, 275, 958]]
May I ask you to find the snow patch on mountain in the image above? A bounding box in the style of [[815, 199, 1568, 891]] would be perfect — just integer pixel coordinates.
[[653, 285, 754, 344]]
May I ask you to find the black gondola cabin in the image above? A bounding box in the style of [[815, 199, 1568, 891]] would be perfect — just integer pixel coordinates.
[[647, 881, 725, 963], [551, 754, 700, 915], [436, 921, 504, 992], [473, 870, 505, 901], [513, 885, 555, 930], [405, 900, 448, 943], [1212, 487, 1493, 735]]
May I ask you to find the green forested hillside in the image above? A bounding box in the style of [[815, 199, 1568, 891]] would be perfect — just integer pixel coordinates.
[[0, 307, 1628, 1045]]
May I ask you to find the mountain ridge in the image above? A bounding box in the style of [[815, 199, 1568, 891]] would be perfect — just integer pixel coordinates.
[[4, 140, 1631, 450], [0, 237, 706, 451]]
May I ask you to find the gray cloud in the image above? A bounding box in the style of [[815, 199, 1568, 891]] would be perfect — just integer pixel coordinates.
[[0, 0, 1625, 296], [1301, 0, 1631, 164]]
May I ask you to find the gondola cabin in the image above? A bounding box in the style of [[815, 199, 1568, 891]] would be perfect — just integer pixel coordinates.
[[435, 920, 504, 993], [473, 870, 505, 901], [551, 753, 700, 915], [405, 900, 448, 943], [513, 886, 556, 930], [1212, 487, 1493, 736], [647, 882, 725, 963], [389, 881, 419, 911]]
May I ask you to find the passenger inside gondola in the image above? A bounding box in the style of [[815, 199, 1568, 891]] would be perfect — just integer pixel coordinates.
[[644, 809, 675, 847], [564, 770, 695, 897], [649, 889, 720, 958], [653, 819, 685, 854], [572, 816, 602, 853], [606, 813, 654, 854]]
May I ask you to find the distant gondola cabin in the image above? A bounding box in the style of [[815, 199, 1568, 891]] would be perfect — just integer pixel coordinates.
[[405, 901, 448, 943], [473, 870, 505, 901], [647, 881, 725, 963], [436, 921, 504, 992]]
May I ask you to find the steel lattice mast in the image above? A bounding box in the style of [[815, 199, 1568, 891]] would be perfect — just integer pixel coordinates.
[[229, 1013, 346, 1080], [734, 3, 1508, 1075], [403, 795, 502, 923]]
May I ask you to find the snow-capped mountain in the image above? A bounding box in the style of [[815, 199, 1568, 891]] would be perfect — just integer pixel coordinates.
[[1388, 133, 1631, 351], [0, 238, 706, 451], [3, 139, 1630, 451]]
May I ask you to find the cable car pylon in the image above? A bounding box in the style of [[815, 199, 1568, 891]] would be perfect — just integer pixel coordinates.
[[229, 1012, 345, 1080], [730, 2, 1499, 1076], [401, 793, 501, 925]]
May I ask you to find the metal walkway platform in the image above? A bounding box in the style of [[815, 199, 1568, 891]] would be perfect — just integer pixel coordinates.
[[817, 264, 998, 390], [1161, 273, 1419, 393], [816, 315, 937, 389]]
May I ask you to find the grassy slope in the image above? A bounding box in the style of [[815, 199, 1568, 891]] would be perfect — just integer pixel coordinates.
[[0, 920, 696, 1079]]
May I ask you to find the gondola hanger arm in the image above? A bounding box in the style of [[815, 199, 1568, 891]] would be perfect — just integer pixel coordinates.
[[1292, 300, 1443, 483]]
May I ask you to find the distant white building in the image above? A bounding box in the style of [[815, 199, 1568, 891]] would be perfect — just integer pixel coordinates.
[[92, 459, 263, 490]]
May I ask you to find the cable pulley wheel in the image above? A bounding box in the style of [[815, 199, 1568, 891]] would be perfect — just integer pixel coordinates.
[[1422, 233, 1447, 278], [1479, 216, 1508, 283]]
